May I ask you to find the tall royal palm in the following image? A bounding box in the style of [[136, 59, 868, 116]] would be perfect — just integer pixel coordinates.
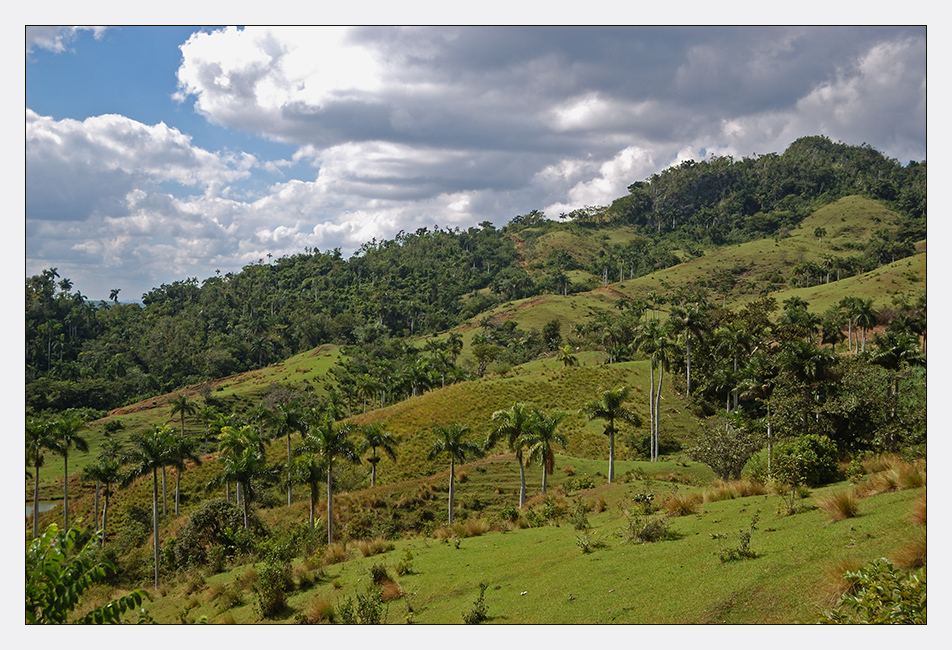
[[169, 434, 202, 516], [301, 411, 359, 545], [357, 423, 399, 488], [124, 425, 178, 588], [82, 453, 121, 546], [291, 451, 326, 534], [428, 423, 483, 525], [217, 424, 268, 523], [485, 403, 534, 508], [582, 387, 640, 483], [272, 401, 305, 505], [523, 409, 568, 495], [53, 414, 88, 529], [26, 417, 58, 538]]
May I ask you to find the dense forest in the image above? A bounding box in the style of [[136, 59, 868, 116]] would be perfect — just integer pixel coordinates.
[[26, 136, 925, 413]]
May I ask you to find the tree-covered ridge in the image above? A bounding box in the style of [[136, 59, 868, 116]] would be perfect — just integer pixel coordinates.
[[25, 136, 925, 413]]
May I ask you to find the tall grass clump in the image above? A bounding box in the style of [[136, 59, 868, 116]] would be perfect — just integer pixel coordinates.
[[892, 527, 926, 569], [911, 491, 926, 526], [817, 489, 860, 521], [663, 490, 702, 516], [703, 479, 767, 503], [818, 557, 866, 606], [358, 537, 395, 557]]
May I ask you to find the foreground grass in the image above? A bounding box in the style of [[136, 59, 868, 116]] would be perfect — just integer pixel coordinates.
[[131, 473, 923, 624]]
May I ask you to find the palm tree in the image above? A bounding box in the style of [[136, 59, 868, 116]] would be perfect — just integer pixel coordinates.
[[168, 395, 198, 513], [523, 409, 568, 495], [26, 417, 58, 538], [300, 411, 360, 544], [581, 387, 640, 483], [428, 423, 483, 525], [217, 424, 268, 524], [854, 298, 878, 352], [635, 320, 674, 461], [169, 435, 202, 516], [82, 454, 121, 546], [291, 451, 326, 534], [272, 401, 305, 505], [123, 425, 178, 588], [557, 344, 579, 369], [714, 321, 754, 411], [53, 414, 88, 529], [485, 403, 534, 508], [357, 423, 399, 488]]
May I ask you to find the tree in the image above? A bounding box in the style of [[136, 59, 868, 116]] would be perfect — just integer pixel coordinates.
[[26, 417, 58, 539], [581, 387, 641, 483], [523, 409, 568, 495], [82, 440, 122, 546], [427, 423, 483, 525], [123, 425, 178, 588], [485, 403, 534, 508], [634, 320, 674, 461], [291, 451, 326, 534], [688, 414, 764, 480], [271, 400, 306, 505], [814, 226, 827, 248], [168, 434, 202, 517], [217, 424, 268, 529], [168, 395, 198, 514], [26, 523, 148, 624], [52, 414, 88, 529], [300, 411, 359, 544], [357, 423, 399, 488], [557, 344, 579, 369]]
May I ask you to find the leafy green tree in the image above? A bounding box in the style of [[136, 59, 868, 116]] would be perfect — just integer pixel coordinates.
[[427, 423, 483, 524], [688, 414, 764, 481], [123, 425, 178, 587], [26, 523, 149, 624], [485, 403, 534, 508], [26, 417, 58, 539], [357, 423, 399, 488], [300, 411, 360, 544], [52, 413, 88, 529], [557, 344, 579, 369], [581, 387, 641, 483], [523, 409, 568, 495]]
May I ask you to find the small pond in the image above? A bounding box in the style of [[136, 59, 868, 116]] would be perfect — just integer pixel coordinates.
[[26, 502, 57, 517]]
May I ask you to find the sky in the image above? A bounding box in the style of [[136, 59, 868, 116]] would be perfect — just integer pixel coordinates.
[[24, 25, 928, 302]]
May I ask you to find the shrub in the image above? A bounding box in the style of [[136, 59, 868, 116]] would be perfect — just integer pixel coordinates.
[[173, 499, 267, 569], [569, 498, 591, 531], [322, 542, 349, 565], [819, 558, 866, 606], [688, 417, 764, 480], [817, 490, 860, 521], [337, 587, 385, 624], [711, 515, 760, 563], [498, 505, 520, 523], [774, 434, 839, 487], [911, 491, 926, 526], [462, 582, 489, 624], [396, 549, 415, 577], [816, 558, 926, 624], [368, 562, 390, 585], [576, 531, 608, 554]]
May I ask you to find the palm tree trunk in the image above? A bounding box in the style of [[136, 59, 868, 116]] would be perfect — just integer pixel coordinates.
[[685, 338, 692, 397], [309, 484, 316, 533], [152, 468, 160, 588], [93, 480, 101, 531], [287, 433, 293, 506], [101, 486, 110, 547], [326, 464, 334, 545], [371, 461, 378, 488], [654, 364, 664, 462], [32, 464, 41, 539], [162, 467, 167, 517], [242, 482, 250, 530], [448, 458, 456, 524], [174, 469, 181, 516], [541, 462, 548, 495], [518, 451, 526, 509], [63, 451, 69, 528], [608, 427, 615, 484]]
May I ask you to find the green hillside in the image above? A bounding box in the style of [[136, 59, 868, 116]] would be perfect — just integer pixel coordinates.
[[26, 141, 926, 624]]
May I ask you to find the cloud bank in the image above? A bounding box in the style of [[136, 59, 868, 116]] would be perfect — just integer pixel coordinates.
[[26, 26, 926, 300]]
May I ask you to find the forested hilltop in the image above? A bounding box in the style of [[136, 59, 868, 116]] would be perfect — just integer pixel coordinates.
[[26, 135, 925, 413]]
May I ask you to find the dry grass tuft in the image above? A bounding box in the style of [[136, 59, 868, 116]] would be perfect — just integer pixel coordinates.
[[380, 579, 404, 602], [891, 526, 926, 569], [358, 537, 395, 557], [432, 525, 455, 539], [818, 557, 866, 605], [911, 491, 926, 526], [854, 460, 926, 497], [591, 495, 607, 513], [861, 453, 903, 475], [704, 479, 768, 503], [663, 490, 702, 516], [305, 596, 336, 623], [817, 489, 860, 521], [322, 542, 350, 565]]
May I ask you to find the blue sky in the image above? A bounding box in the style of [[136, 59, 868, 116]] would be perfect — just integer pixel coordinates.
[[25, 25, 928, 302]]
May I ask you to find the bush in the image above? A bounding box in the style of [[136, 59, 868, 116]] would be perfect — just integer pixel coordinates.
[[774, 434, 839, 487], [462, 582, 489, 624], [252, 558, 292, 619], [173, 499, 267, 568], [688, 417, 764, 480], [337, 587, 385, 624], [816, 559, 926, 624]]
